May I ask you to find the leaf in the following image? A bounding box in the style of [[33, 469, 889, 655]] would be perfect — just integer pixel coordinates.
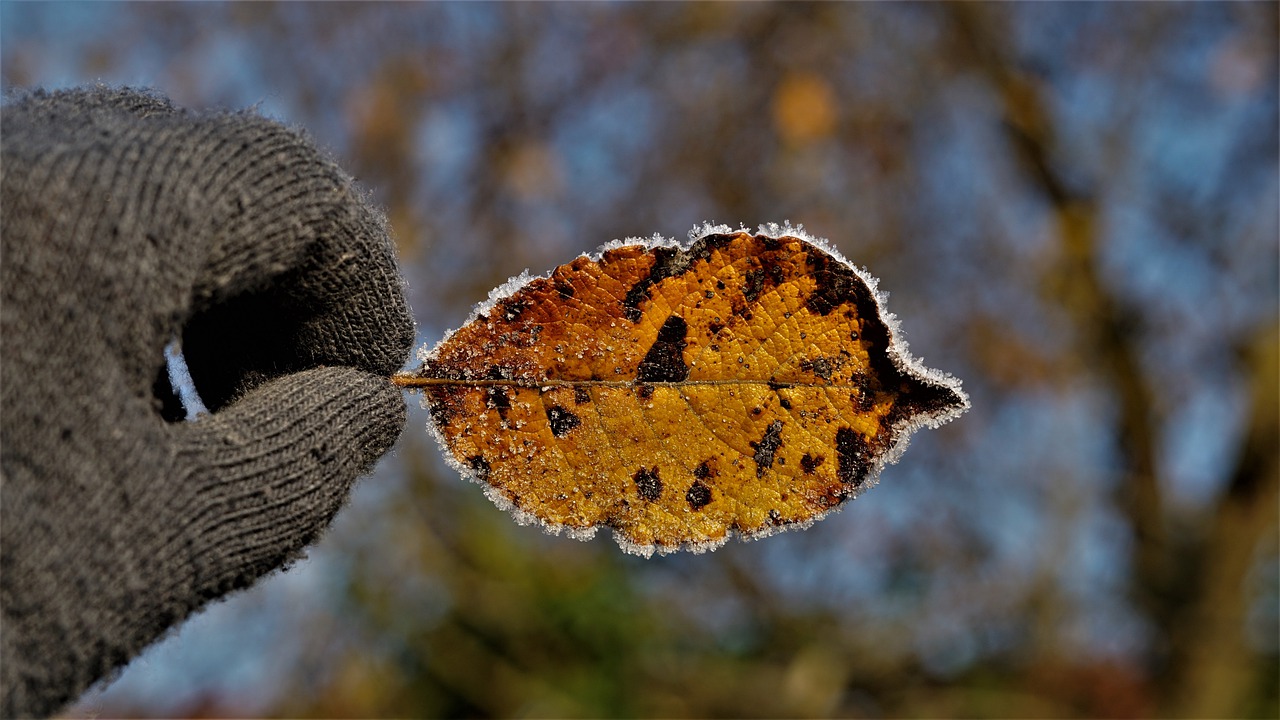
[[400, 223, 968, 557]]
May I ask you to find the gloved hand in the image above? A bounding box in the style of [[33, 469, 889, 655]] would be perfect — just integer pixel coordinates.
[[0, 87, 415, 717]]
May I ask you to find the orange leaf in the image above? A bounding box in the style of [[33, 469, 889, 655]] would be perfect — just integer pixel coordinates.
[[399, 224, 968, 556]]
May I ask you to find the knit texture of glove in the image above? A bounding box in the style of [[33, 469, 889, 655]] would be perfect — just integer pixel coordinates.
[[1, 87, 415, 717]]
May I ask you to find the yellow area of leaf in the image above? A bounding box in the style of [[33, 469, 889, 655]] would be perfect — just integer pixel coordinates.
[[403, 229, 966, 556]]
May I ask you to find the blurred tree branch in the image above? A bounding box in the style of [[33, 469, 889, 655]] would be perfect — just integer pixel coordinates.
[[949, 0, 1167, 629], [950, 6, 1278, 716], [1172, 326, 1279, 718]]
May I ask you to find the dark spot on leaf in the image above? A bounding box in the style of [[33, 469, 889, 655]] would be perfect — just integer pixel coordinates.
[[427, 389, 456, 427], [486, 365, 507, 380], [636, 315, 689, 383], [836, 427, 871, 486], [742, 269, 766, 303], [694, 460, 717, 479], [622, 246, 691, 323], [716, 280, 726, 290], [853, 373, 876, 411], [574, 386, 591, 405], [816, 485, 849, 507], [501, 297, 530, 322], [637, 383, 654, 400], [799, 357, 834, 381], [885, 373, 970, 434], [804, 249, 865, 317], [767, 259, 787, 285], [708, 322, 725, 336], [468, 455, 491, 482], [555, 279, 575, 299], [634, 467, 663, 502], [751, 406, 763, 416], [780, 396, 792, 410], [749, 420, 785, 478], [686, 480, 713, 510], [800, 453, 825, 475], [487, 386, 511, 420], [546, 405, 581, 437]]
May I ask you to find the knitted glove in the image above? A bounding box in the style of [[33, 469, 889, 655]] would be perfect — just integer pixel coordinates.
[[0, 87, 415, 717]]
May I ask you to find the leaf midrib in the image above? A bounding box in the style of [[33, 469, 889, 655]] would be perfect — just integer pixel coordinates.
[[392, 375, 862, 389]]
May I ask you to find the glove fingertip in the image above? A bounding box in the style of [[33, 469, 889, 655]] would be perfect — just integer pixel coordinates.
[[169, 367, 405, 597]]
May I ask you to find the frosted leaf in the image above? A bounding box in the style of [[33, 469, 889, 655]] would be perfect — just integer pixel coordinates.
[[402, 223, 968, 556]]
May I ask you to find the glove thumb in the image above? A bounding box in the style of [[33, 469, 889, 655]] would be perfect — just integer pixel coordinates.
[[168, 366, 405, 598]]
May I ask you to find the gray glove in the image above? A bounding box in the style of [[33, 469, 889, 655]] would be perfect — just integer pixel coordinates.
[[0, 87, 415, 717]]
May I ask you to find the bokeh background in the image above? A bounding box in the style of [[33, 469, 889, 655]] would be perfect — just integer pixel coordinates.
[[3, 2, 1277, 717]]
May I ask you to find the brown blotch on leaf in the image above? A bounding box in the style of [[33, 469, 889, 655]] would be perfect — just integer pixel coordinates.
[[546, 405, 581, 438], [636, 314, 690, 383], [574, 386, 592, 405], [767, 260, 787, 285], [468, 455, 491, 483], [804, 249, 864, 317], [816, 485, 849, 508], [800, 453, 825, 475], [799, 356, 834, 381], [686, 480, 713, 510], [750, 420, 785, 478], [554, 279, 575, 299], [636, 383, 654, 400], [634, 467, 663, 502], [487, 386, 511, 420], [622, 247, 686, 322], [428, 392, 456, 428], [851, 374, 875, 411], [835, 427, 871, 487], [883, 372, 970, 436], [500, 297, 530, 322], [620, 234, 735, 322], [742, 268, 767, 303]]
